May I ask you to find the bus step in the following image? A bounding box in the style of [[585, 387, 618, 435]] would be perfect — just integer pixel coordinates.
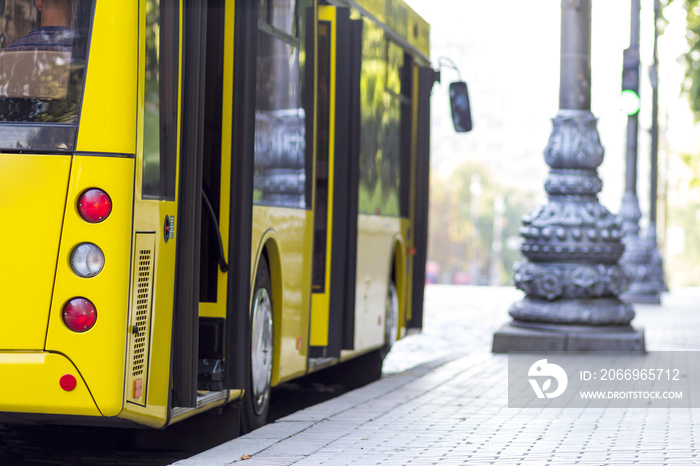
[[197, 358, 224, 391]]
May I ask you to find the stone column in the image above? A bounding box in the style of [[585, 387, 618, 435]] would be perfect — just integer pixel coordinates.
[[493, 0, 645, 352], [645, 0, 668, 297], [618, 0, 663, 304], [646, 0, 668, 302]]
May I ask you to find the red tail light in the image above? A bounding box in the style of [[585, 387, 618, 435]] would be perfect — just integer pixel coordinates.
[[78, 189, 112, 223], [63, 298, 97, 332]]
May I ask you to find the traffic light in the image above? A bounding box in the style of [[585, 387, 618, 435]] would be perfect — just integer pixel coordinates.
[[621, 47, 640, 116]]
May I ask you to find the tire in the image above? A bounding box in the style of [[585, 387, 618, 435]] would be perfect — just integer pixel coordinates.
[[241, 257, 274, 433], [384, 279, 399, 354]]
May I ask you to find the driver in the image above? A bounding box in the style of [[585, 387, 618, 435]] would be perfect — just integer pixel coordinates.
[[4, 0, 75, 51]]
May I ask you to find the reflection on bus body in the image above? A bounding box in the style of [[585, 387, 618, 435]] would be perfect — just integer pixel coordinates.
[[254, 109, 306, 208]]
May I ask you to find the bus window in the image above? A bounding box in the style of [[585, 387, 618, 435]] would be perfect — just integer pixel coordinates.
[[0, 0, 92, 125], [254, 0, 306, 209], [312, 20, 331, 291], [399, 51, 413, 218], [258, 0, 295, 36], [358, 23, 402, 217], [383, 39, 404, 217], [142, 0, 178, 200]]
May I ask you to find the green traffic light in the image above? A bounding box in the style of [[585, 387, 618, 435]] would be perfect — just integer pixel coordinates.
[[621, 89, 640, 115]]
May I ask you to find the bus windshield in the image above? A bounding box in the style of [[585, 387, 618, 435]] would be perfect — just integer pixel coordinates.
[[0, 0, 93, 124]]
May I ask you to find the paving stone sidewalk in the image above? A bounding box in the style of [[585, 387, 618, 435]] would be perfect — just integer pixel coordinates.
[[174, 286, 700, 465]]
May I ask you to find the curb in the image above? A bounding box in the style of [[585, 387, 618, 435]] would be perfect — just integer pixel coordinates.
[[172, 350, 484, 465]]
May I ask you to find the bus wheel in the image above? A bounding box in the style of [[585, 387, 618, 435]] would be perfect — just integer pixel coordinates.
[[241, 257, 273, 433], [383, 279, 399, 354]]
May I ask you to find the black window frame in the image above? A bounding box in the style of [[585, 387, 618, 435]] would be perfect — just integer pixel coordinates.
[[252, 0, 309, 209], [0, 0, 95, 153], [142, 0, 179, 201]]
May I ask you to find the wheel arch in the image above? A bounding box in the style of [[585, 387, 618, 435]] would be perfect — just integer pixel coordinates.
[[251, 233, 284, 386]]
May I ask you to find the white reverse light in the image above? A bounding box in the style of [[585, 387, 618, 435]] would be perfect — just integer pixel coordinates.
[[70, 243, 105, 278]]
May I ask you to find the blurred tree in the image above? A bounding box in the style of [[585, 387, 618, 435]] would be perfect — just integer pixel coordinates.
[[665, 190, 700, 286], [680, 152, 700, 186], [661, 0, 700, 288], [427, 161, 538, 285], [668, 0, 700, 118]]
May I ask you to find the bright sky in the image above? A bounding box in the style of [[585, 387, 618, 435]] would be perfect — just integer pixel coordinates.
[[404, 0, 696, 217]]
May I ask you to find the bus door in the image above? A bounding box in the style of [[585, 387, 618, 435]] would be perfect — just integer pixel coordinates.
[[308, 6, 362, 363], [171, 0, 252, 408], [123, 0, 239, 414], [126, 0, 246, 418], [123, 0, 181, 419], [405, 66, 435, 332]]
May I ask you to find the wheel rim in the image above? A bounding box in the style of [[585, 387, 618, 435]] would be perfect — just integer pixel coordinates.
[[251, 287, 273, 415], [385, 282, 399, 347]]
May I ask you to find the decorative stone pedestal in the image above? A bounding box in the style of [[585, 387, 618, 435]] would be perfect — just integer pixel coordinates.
[[619, 195, 663, 305], [493, 111, 645, 353], [492, 322, 645, 353]]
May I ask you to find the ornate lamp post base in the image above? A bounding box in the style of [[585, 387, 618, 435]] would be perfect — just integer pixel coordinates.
[[492, 321, 645, 353], [619, 233, 666, 304], [509, 297, 634, 325], [494, 296, 643, 353], [492, 109, 645, 353], [621, 292, 662, 304], [646, 226, 668, 296], [620, 259, 663, 304], [619, 196, 664, 305]]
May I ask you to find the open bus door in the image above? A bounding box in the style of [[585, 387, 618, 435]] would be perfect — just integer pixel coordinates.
[[406, 66, 436, 333], [308, 6, 362, 364], [171, 0, 253, 410], [308, 5, 433, 365], [126, 0, 253, 427], [124, 0, 214, 418], [122, 0, 181, 421]]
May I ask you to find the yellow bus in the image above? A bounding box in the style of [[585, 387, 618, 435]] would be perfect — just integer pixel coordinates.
[[0, 0, 458, 432]]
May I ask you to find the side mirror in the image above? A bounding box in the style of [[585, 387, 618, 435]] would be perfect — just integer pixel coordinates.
[[449, 81, 472, 133]]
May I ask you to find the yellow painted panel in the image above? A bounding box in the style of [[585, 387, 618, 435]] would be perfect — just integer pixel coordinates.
[[0, 155, 71, 350], [218, 0, 235, 303], [46, 156, 135, 417], [406, 5, 430, 61], [352, 215, 399, 351], [199, 0, 235, 320], [122, 197, 178, 426], [397, 218, 410, 337], [122, 0, 184, 426], [76, 2, 138, 154], [309, 6, 336, 348], [124, 234, 156, 408], [0, 352, 100, 416]]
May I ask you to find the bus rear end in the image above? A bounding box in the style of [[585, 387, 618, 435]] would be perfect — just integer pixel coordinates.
[[0, 0, 138, 424], [0, 0, 437, 433]]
